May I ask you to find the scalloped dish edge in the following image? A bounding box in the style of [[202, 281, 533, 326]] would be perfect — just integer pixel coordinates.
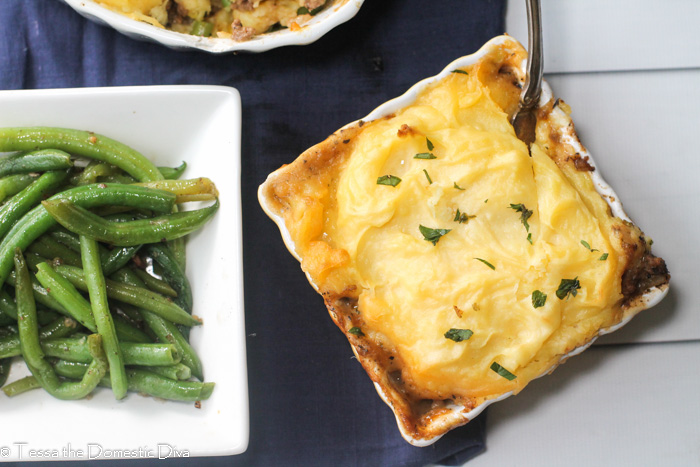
[[61, 0, 364, 53], [258, 35, 669, 446]]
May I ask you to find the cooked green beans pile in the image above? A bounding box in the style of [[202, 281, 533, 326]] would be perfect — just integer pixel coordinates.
[[0, 127, 218, 403]]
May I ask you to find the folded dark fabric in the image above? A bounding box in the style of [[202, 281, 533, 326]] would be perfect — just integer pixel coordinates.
[[0, 0, 504, 465]]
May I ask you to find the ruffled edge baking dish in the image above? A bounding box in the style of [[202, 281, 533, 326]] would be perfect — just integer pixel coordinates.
[[60, 0, 364, 53], [258, 35, 670, 446]]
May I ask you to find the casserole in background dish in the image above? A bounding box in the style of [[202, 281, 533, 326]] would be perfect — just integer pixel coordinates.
[[259, 36, 670, 445], [61, 0, 364, 53]]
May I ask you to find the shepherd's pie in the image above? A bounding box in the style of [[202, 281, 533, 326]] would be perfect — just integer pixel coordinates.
[[258, 36, 670, 444]]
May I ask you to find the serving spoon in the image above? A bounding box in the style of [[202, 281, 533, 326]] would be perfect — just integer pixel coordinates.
[[511, 0, 543, 146]]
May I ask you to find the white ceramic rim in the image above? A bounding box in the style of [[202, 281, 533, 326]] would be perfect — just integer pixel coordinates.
[[259, 35, 670, 446], [60, 0, 365, 53]]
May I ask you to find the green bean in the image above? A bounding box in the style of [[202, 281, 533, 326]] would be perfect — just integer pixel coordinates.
[[7, 268, 69, 315], [2, 376, 41, 396], [0, 127, 163, 182], [0, 313, 13, 327], [53, 361, 214, 402], [41, 337, 179, 366], [101, 245, 142, 276], [3, 337, 107, 399], [54, 264, 200, 326], [42, 198, 219, 246], [0, 288, 60, 325], [0, 174, 35, 204], [0, 183, 176, 290], [27, 235, 83, 267], [158, 162, 187, 180], [135, 178, 218, 203], [33, 263, 149, 343], [142, 363, 191, 381], [80, 235, 127, 399], [0, 358, 12, 387], [102, 173, 138, 184], [112, 314, 151, 344], [34, 262, 96, 330], [0, 149, 73, 177], [13, 249, 107, 400], [131, 268, 178, 298], [0, 170, 69, 239], [144, 244, 192, 311], [112, 268, 203, 380], [51, 229, 123, 272], [48, 229, 82, 252], [0, 315, 78, 359], [71, 161, 120, 186], [169, 237, 187, 272]]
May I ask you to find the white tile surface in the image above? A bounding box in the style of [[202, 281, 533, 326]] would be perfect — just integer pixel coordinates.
[[506, 0, 700, 73], [464, 341, 700, 466], [462, 5, 699, 467], [544, 69, 700, 343]]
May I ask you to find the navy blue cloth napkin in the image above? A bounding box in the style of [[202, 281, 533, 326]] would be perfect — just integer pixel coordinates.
[[0, 1, 505, 465]]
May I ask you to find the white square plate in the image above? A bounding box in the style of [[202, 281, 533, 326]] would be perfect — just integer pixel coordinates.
[[0, 86, 248, 460]]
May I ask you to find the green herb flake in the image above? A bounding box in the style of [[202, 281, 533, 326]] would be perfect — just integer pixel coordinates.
[[414, 152, 437, 160], [474, 258, 495, 270], [484, 199, 488, 203], [222, 0, 231, 6], [556, 277, 581, 300], [454, 208, 476, 224], [451, 69, 469, 75], [348, 326, 365, 337], [599, 253, 609, 261], [581, 240, 599, 252], [426, 138, 434, 151], [454, 182, 466, 190], [527, 232, 533, 245], [532, 290, 547, 308], [444, 328, 473, 342], [490, 362, 517, 381], [419, 225, 451, 245], [509, 203, 533, 232], [423, 169, 433, 184], [377, 175, 401, 187]]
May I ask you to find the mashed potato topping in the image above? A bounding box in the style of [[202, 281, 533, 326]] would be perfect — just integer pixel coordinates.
[[259, 37, 669, 441], [96, 0, 328, 39]]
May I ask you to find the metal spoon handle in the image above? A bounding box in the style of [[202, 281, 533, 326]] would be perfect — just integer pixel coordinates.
[[521, 0, 543, 110]]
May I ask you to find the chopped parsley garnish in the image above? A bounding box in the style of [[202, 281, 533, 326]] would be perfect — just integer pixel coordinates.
[[453, 182, 465, 190], [451, 69, 469, 75], [426, 137, 434, 151], [414, 152, 436, 159], [580, 240, 598, 252], [419, 225, 451, 245], [444, 328, 473, 342], [423, 169, 433, 184], [377, 175, 401, 187], [484, 199, 488, 203], [527, 233, 533, 245], [599, 253, 609, 261], [490, 362, 517, 381], [454, 208, 476, 224], [348, 327, 365, 337], [532, 290, 547, 308], [222, 0, 231, 6], [556, 277, 581, 300], [509, 203, 533, 232], [474, 258, 495, 270]]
